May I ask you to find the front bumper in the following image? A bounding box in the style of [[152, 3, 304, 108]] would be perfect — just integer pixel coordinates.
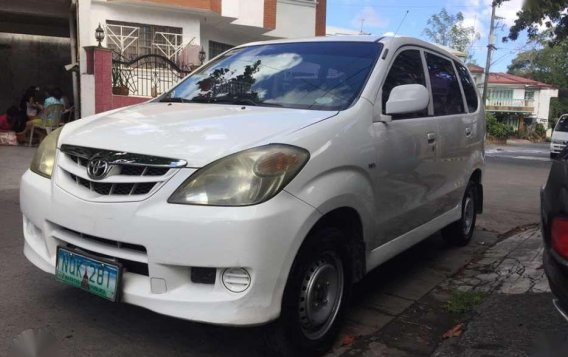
[[20, 169, 321, 325]]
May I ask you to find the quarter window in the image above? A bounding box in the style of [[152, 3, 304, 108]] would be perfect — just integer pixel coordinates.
[[455, 62, 479, 112], [382, 50, 427, 118], [425, 53, 466, 116]]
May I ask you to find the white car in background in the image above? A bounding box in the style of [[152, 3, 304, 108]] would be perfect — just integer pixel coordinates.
[[551, 114, 568, 159], [21, 36, 484, 356]]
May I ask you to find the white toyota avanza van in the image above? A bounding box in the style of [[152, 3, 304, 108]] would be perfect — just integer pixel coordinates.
[[21, 36, 484, 355]]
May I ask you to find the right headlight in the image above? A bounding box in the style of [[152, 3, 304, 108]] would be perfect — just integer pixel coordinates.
[[30, 127, 62, 179], [168, 144, 309, 206]]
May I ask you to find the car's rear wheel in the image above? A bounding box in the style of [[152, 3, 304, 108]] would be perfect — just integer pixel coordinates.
[[442, 182, 477, 246], [266, 228, 350, 356]]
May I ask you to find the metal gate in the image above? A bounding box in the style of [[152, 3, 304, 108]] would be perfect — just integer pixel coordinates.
[[112, 54, 192, 97]]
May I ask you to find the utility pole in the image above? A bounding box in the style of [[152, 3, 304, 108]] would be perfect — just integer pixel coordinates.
[[482, 1, 497, 106]]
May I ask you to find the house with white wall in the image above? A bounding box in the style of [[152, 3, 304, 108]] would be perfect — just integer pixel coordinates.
[[468, 64, 558, 129]]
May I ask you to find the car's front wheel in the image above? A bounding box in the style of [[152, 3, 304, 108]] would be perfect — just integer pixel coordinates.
[[442, 182, 477, 246], [267, 228, 350, 356]]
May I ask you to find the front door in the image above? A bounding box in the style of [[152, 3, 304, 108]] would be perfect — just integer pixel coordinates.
[[370, 48, 440, 249]]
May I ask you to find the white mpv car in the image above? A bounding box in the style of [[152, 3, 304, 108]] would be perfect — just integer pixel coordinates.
[[21, 36, 484, 355]]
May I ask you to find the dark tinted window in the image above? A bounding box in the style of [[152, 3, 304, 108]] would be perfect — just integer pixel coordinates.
[[556, 117, 568, 132], [382, 50, 427, 118], [426, 53, 466, 116], [455, 62, 479, 112], [165, 42, 382, 111]]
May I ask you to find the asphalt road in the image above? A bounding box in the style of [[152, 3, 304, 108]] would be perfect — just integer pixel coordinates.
[[480, 142, 551, 234], [0, 142, 554, 356]]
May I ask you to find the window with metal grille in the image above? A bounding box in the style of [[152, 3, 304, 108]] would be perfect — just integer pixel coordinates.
[[208, 41, 233, 60], [106, 20, 182, 60]]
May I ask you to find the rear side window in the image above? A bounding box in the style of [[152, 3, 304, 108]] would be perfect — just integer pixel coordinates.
[[455, 62, 479, 112], [425, 53, 466, 116], [382, 49, 427, 118]]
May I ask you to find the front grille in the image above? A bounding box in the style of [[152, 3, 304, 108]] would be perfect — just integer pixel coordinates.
[[57, 145, 187, 200], [66, 243, 149, 276], [68, 173, 156, 195], [60, 226, 147, 254], [51, 224, 150, 276]]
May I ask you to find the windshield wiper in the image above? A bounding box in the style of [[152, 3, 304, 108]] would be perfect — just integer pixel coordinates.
[[160, 97, 192, 103]]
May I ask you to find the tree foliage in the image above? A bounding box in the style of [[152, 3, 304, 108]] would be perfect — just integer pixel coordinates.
[[507, 36, 568, 88], [497, 0, 568, 45], [423, 8, 480, 61]]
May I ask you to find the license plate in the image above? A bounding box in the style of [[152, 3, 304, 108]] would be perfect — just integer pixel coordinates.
[[55, 247, 121, 302]]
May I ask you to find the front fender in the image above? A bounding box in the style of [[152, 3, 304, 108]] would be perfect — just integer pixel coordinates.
[[285, 166, 376, 245]]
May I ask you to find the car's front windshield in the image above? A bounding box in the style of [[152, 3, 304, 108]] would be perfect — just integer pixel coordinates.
[[556, 116, 568, 132], [162, 41, 382, 111]]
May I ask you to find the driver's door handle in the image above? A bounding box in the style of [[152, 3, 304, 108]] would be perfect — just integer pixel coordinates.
[[465, 127, 472, 137]]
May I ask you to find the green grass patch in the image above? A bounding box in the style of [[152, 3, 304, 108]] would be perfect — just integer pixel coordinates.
[[446, 290, 486, 314]]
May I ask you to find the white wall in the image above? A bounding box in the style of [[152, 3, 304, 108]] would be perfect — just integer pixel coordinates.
[[535, 88, 559, 123], [265, 0, 316, 38], [222, 0, 264, 28], [90, 1, 202, 48]]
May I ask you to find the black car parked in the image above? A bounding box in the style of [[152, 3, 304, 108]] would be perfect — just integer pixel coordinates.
[[542, 145, 568, 320]]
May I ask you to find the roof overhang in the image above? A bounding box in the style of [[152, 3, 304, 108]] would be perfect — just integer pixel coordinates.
[[0, 0, 71, 38]]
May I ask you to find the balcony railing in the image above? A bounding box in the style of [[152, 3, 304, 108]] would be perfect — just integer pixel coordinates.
[[485, 98, 535, 113]]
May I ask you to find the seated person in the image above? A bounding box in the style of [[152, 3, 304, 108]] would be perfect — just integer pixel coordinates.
[[0, 106, 23, 131], [43, 87, 69, 123]]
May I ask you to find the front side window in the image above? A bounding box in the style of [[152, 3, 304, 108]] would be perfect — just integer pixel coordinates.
[[164, 42, 382, 111], [381, 49, 427, 118], [455, 62, 479, 112], [556, 117, 568, 132], [426, 53, 466, 116]]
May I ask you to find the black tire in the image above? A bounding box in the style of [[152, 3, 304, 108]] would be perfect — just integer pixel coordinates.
[[551, 152, 558, 160], [265, 228, 351, 357], [442, 182, 477, 247]]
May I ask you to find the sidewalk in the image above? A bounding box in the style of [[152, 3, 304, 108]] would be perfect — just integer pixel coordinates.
[[336, 227, 568, 356]]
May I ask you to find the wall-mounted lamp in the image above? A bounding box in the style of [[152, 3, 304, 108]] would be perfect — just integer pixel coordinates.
[[95, 23, 105, 47], [198, 47, 206, 65]]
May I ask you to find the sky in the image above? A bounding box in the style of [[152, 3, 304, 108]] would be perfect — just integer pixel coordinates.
[[326, 0, 533, 72]]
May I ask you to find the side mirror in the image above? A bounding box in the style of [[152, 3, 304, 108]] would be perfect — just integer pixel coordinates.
[[386, 84, 429, 116]]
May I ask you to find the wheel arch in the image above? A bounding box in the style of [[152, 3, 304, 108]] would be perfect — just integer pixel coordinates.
[[469, 168, 483, 214], [304, 206, 366, 283]]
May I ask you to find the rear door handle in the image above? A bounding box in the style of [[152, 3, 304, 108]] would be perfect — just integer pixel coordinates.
[[465, 127, 472, 137], [427, 132, 437, 144]]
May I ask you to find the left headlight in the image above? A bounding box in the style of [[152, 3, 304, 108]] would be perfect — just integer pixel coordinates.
[[30, 128, 63, 179], [169, 144, 309, 206]]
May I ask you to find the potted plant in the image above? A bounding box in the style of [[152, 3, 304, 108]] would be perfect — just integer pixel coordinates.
[[112, 66, 130, 96]]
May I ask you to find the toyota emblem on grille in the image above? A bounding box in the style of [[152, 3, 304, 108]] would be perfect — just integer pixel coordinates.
[[86, 158, 110, 180]]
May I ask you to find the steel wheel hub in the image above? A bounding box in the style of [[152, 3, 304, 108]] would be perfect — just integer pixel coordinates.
[[298, 252, 344, 340], [463, 193, 475, 235]]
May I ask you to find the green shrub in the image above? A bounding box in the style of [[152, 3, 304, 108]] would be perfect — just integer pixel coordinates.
[[535, 123, 546, 137], [486, 113, 513, 139]]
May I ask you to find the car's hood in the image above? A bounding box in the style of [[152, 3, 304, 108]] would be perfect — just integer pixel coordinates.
[[61, 103, 337, 167]]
